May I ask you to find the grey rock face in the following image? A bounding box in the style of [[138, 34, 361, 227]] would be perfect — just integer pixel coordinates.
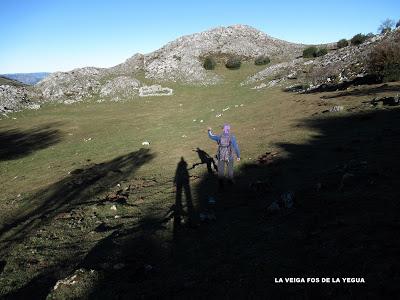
[[109, 53, 145, 75], [0, 85, 40, 114], [36, 67, 105, 102], [242, 58, 304, 86], [99, 76, 141, 99]]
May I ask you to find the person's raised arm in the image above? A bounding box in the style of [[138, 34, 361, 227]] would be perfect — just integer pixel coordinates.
[[207, 127, 220, 142]]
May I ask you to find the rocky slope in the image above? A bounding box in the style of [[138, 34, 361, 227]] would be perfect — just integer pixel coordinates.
[[0, 84, 41, 114], [242, 28, 400, 91]]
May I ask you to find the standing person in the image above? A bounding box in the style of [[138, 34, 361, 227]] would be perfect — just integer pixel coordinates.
[[207, 124, 240, 188]]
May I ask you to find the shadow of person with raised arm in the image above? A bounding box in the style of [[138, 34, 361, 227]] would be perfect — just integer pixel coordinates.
[[173, 157, 194, 237], [189, 147, 218, 174]]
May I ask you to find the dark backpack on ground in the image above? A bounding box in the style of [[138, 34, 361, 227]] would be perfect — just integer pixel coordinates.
[[218, 133, 232, 162]]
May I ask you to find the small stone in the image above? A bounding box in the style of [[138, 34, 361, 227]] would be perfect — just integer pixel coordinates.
[[110, 205, 117, 211], [329, 106, 344, 112]]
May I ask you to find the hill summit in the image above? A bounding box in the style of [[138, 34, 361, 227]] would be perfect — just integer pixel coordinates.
[[113, 24, 304, 83], [35, 25, 304, 102]]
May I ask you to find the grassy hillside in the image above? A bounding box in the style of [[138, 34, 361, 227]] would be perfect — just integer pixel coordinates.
[[0, 63, 400, 298]]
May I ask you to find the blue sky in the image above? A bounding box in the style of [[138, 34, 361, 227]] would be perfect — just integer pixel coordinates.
[[0, 0, 399, 73]]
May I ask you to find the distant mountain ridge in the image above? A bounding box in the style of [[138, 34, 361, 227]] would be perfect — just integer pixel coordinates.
[[0, 76, 27, 87], [2, 72, 50, 85]]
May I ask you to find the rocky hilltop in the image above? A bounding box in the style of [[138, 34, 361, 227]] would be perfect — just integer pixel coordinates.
[[137, 24, 304, 83], [242, 28, 400, 91], [35, 25, 304, 104]]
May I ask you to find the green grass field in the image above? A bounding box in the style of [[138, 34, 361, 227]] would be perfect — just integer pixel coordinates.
[[1, 63, 400, 298]]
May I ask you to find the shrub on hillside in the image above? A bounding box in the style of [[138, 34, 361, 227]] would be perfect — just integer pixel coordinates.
[[366, 32, 375, 39], [303, 46, 328, 58], [316, 47, 328, 57], [225, 57, 241, 69], [302, 46, 318, 58], [254, 55, 270, 65], [203, 56, 216, 70], [337, 39, 349, 49], [396, 20, 400, 28], [368, 33, 400, 82], [351, 33, 368, 46]]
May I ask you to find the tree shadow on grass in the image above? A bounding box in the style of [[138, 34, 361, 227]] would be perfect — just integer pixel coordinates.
[[1, 148, 155, 299], [0, 148, 155, 252], [303, 74, 382, 94], [320, 83, 400, 100], [0, 123, 63, 161]]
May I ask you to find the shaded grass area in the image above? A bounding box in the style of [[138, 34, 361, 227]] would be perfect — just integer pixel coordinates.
[[320, 83, 400, 99], [0, 149, 155, 251], [0, 123, 63, 161]]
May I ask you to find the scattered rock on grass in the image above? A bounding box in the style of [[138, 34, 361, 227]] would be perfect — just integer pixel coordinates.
[[329, 106, 344, 113], [48, 269, 99, 300]]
